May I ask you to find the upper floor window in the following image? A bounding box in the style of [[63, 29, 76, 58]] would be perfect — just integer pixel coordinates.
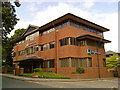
[[11, 52, 16, 57], [18, 50, 25, 56], [26, 31, 39, 41], [40, 20, 103, 37], [16, 40, 25, 45], [43, 43, 49, 50], [50, 42, 55, 49], [42, 28, 55, 35], [59, 37, 77, 46]]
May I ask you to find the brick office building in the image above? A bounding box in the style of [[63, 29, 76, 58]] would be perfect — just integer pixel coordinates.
[[12, 13, 113, 78]]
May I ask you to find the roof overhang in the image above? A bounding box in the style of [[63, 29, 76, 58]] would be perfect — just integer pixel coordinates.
[[38, 13, 109, 32], [13, 55, 43, 63], [76, 34, 111, 43]]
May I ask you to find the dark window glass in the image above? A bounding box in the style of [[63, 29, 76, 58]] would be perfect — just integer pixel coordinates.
[[60, 57, 92, 68], [49, 60, 54, 68], [50, 42, 55, 49], [43, 60, 55, 68]]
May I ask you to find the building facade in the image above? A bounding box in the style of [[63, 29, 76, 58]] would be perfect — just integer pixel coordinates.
[[12, 13, 113, 78]]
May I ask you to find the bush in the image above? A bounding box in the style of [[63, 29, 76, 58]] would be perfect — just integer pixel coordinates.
[[71, 72, 79, 74], [34, 68, 42, 72], [46, 70, 52, 72], [113, 70, 118, 77], [76, 67, 84, 74]]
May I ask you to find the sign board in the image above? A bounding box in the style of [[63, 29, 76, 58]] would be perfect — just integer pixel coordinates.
[[2, 59, 6, 62], [87, 49, 101, 55]]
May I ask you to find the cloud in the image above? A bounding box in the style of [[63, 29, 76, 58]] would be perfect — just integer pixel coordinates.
[[26, 2, 41, 12], [11, 2, 118, 52], [82, 0, 95, 8]]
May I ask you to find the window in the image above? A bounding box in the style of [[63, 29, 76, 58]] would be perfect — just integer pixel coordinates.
[[86, 39, 104, 48], [70, 37, 77, 45], [25, 31, 39, 41], [49, 60, 54, 68], [39, 45, 43, 51], [50, 42, 55, 49], [25, 47, 33, 55], [60, 58, 69, 67], [60, 57, 92, 68], [16, 40, 25, 45], [77, 40, 87, 46], [43, 43, 49, 50], [43, 60, 54, 68], [12, 52, 16, 57], [69, 20, 103, 36], [59, 37, 77, 46], [18, 50, 25, 56]]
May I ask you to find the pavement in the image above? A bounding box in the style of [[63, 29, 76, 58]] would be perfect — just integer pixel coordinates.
[[1, 73, 118, 82]]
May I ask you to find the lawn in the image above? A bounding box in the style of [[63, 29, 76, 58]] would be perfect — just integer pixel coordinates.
[[20, 72, 70, 79]]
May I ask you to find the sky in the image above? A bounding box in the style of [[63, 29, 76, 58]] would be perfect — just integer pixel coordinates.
[[10, 0, 119, 52]]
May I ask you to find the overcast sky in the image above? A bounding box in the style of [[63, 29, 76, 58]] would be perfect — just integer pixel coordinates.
[[10, 0, 119, 52]]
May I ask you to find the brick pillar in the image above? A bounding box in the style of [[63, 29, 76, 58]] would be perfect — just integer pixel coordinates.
[[15, 68, 19, 75], [2, 67, 7, 73], [19, 68, 24, 75]]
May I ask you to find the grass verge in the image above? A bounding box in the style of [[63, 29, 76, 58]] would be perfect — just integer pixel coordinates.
[[20, 72, 70, 79]]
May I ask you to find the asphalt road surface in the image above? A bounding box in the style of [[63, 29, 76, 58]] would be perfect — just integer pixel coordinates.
[[2, 77, 53, 88], [1, 76, 119, 90]]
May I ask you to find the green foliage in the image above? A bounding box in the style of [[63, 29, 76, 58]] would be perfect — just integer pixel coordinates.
[[21, 72, 70, 79], [11, 28, 26, 39], [46, 70, 52, 72], [76, 67, 85, 74], [34, 68, 43, 72], [106, 52, 120, 69], [2, 28, 26, 67], [113, 70, 118, 77], [1, 1, 21, 67], [1, 1, 19, 38], [71, 72, 79, 74]]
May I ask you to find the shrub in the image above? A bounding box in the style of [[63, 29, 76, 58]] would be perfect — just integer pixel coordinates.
[[71, 72, 79, 74], [34, 68, 42, 72], [76, 67, 84, 74], [46, 70, 52, 72], [113, 70, 118, 77]]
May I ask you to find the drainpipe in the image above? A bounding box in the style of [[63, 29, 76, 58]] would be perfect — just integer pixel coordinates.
[[96, 45, 100, 78], [52, 22, 58, 73], [96, 39, 102, 78], [55, 29, 59, 73]]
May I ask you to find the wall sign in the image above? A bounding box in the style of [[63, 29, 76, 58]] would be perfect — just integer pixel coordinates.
[[87, 49, 101, 55], [26, 41, 37, 46]]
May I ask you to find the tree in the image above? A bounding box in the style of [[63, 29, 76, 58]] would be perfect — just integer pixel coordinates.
[[1, 0, 20, 38], [11, 28, 26, 39], [2, 28, 26, 67], [106, 52, 120, 69], [1, 0, 21, 67]]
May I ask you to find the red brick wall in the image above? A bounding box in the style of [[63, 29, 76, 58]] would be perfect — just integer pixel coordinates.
[[13, 25, 113, 78]]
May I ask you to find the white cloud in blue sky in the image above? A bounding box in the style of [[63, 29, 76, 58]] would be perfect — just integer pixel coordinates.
[[10, 1, 118, 52]]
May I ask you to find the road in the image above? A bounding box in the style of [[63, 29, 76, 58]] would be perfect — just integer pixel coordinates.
[[2, 77, 53, 88], [2, 76, 119, 90]]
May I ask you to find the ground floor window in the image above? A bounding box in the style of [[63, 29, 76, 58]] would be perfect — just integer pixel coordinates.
[[43, 59, 54, 68], [59, 57, 92, 68]]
